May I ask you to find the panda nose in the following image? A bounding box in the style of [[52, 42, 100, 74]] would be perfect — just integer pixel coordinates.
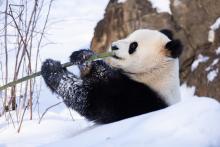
[[111, 45, 119, 51]]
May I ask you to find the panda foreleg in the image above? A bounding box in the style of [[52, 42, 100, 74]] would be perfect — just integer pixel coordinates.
[[41, 59, 88, 113]]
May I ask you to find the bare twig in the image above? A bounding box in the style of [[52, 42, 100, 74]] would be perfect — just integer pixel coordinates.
[[8, 110, 16, 129], [17, 105, 28, 133], [4, 0, 9, 113], [33, 0, 54, 87], [38, 101, 62, 124]]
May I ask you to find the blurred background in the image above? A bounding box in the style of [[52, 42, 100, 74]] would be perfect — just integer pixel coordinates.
[[0, 0, 220, 134]]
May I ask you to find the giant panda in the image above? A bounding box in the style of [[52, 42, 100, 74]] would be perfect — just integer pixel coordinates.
[[41, 29, 183, 124]]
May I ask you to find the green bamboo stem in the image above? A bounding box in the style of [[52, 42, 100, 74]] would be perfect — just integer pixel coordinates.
[[0, 52, 113, 91]]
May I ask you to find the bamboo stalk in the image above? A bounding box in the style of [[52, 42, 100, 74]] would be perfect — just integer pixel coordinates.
[[0, 52, 113, 91]]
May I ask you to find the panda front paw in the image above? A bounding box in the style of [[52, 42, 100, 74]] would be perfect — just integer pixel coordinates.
[[70, 49, 95, 65], [41, 59, 64, 91]]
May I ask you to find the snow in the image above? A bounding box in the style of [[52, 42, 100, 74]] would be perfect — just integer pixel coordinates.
[[119, 0, 172, 13], [191, 54, 209, 71], [208, 30, 215, 42], [210, 17, 220, 30], [118, 0, 127, 3], [211, 58, 219, 66], [0, 110, 91, 147], [149, 0, 172, 14], [1, 1, 220, 147], [205, 58, 219, 82], [216, 46, 220, 55], [207, 68, 219, 82], [1, 85, 220, 147], [45, 98, 220, 147], [208, 17, 220, 42], [180, 83, 195, 102], [206, 58, 219, 71]]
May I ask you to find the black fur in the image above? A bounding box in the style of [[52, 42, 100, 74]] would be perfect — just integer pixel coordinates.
[[165, 39, 183, 58], [85, 69, 167, 123], [129, 42, 138, 54], [41, 50, 168, 124], [111, 45, 119, 51], [160, 29, 173, 40], [70, 49, 95, 64], [160, 29, 183, 58]]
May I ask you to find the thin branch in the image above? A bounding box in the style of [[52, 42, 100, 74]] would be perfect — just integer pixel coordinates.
[[8, 5, 31, 71], [4, 0, 9, 112], [33, 0, 54, 86], [38, 101, 62, 124], [17, 105, 27, 133]]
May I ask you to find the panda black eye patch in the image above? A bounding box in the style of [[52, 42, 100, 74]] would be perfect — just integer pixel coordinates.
[[129, 42, 138, 54]]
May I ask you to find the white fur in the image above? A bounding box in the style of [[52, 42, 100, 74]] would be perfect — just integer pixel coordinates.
[[107, 29, 181, 105]]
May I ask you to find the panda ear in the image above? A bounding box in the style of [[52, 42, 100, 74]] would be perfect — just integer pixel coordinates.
[[160, 29, 173, 40], [165, 39, 183, 58]]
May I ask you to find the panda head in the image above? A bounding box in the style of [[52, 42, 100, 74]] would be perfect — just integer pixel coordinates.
[[107, 29, 182, 74]]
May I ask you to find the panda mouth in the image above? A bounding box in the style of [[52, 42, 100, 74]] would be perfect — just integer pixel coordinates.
[[112, 55, 123, 60]]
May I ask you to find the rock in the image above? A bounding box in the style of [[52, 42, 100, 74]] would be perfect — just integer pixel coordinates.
[[91, 0, 220, 101], [185, 28, 220, 101], [91, 0, 174, 53], [170, 0, 220, 101]]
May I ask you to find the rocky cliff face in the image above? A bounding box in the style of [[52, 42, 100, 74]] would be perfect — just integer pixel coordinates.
[[91, 0, 220, 101]]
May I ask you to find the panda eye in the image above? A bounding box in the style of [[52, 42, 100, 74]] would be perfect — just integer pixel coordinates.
[[129, 42, 138, 54]]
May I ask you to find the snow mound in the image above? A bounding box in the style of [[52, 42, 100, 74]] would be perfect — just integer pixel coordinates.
[[1, 85, 220, 147], [0, 111, 91, 147], [42, 98, 220, 147]]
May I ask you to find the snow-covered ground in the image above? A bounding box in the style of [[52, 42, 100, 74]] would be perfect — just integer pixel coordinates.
[[1, 85, 220, 147], [1, 0, 220, 147], [45, 98, 220, 147]]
